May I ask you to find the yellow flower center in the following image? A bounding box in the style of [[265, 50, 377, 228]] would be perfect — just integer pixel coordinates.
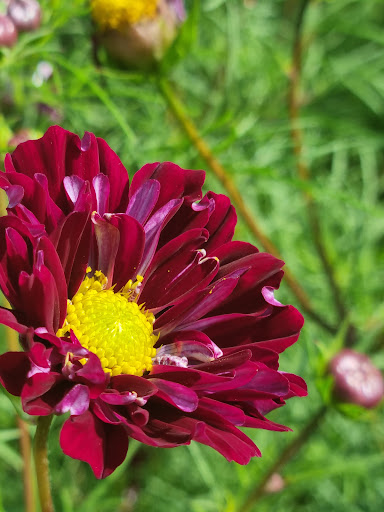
[[57, 269, 157, 377], [90, 0, 158, 31]]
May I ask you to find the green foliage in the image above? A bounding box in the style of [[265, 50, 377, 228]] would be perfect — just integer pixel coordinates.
[[0, 0, 383, 511]]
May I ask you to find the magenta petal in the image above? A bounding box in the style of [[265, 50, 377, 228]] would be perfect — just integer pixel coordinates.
[[223, 344, 279, 370], [93, 398, 122, 424], [137, 198, 183, 275], [107, 214, 145, 290], [281, 372, 308, 397], [156, 334, 223, 363], [75, 354, 107, 398], [130, 162, 205, 212], [100, 390, 138, 406], [33, 173, 65, 230], [60, 411, 129, 478], [36, 237, 68, 328], [4, 184, 25, 208], [54, 384, 90, 415], [193, 420, 260, 464], [92, 213, 120, 284], [198, 397, 246, 425], [149, 365, 233, 390], [6, 126, 97, 209], [141, 228, 219, 311], [212, 240, 259, 263], [92, 174, 110, 217], [63, 175, 86, 205], [18, 258, 60, 332], [243, 413, 290, 432], [204, 192, 237, 254], [155, 275, 239, 334], [21, 372, 60, 415], [96, 136, 130, 213], [125, 179, 160, 224], [52, 210, 91, 298], [0, 351, 30, 396], [0, 307, 28, 335], [149, 378, 198, 412], [111, 374, 158, 398]]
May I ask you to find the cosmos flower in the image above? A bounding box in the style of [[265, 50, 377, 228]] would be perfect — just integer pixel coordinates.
[[0, 126, 307, 478], [91, 0, 185, 69]]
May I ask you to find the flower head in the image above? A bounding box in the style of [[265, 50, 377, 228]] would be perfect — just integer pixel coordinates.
[[91, 0, 158, 31], [91, 0, 185, 69], [0, 126, 307, 478]]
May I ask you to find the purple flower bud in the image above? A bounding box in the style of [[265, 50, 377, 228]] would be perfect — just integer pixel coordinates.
[[8, 129, 31, 148], [0, 15, 18, 47], [32, 60, 54, 87], [264, 473, 285, 494], [329, 349, 384, 409], [7, 0, 41, 32]]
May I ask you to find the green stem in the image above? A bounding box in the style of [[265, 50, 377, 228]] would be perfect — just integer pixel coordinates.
[[158, 76, 335, 334], [34, 416, 54, 512], [239, 405, 327, 512], [288, 0, 347, 324]]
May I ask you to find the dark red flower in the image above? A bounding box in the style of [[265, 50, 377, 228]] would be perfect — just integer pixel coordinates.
[[0, 126, 307, 478]]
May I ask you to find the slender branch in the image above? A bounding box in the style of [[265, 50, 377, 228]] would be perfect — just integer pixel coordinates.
[[18, 416, 35, 512], [34, 416, 54, 512], [288, 0, 347, 323], [158, 76, 335, 333], [239, 405, 327, 512]]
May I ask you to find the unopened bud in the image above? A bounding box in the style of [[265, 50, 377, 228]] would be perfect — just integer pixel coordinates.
[[329, 349, 384, 409], [7, 0, 41, 32], [8, 129, 31, 148], [0, 14, 18, 47], [264, 473, 285, 494]]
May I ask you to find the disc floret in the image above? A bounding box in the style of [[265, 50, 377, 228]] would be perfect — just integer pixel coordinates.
[[57, 269, 157, 376], [90, 0, 158, 31]]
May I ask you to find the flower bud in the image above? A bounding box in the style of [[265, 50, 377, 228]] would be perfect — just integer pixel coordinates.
[[0, 15, 18, 47], [329, 349, 384, 409], [264, 473, 285, 494], [8, 129, 32, 148], [7, 0, 41, 32], [32, 60, 54, 87], [91, 0, 185, 70]]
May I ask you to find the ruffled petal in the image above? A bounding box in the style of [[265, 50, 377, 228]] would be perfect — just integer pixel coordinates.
[[60, 411, 128, 478]]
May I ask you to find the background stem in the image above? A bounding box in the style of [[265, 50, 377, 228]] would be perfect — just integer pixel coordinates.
[[288, 0, 347, 324], [158, 76, 335, 334], [239, 405, 327, 512]]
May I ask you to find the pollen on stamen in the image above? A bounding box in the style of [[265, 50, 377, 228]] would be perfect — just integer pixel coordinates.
[[57, 269, 157, 377]]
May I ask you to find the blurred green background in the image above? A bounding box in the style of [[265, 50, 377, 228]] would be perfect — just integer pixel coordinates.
[[1, 0, 384, 511]]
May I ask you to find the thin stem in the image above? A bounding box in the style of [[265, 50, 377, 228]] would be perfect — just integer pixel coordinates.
[[158, 76, 335, 334], [239, 405, 327, 512], [34, 416, 54, 512], [18, 417, 35, 512], [288, 0, 347, 323]]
